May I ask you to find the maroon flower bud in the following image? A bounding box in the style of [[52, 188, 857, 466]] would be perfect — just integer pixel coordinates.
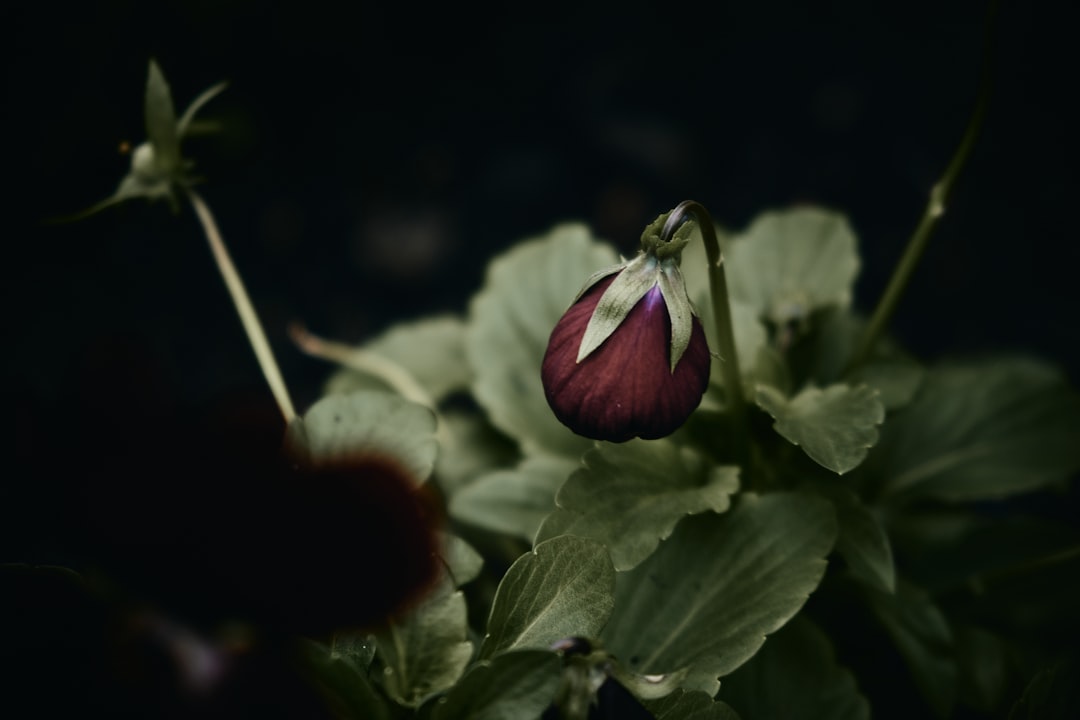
[[541, 273, 711, 443]]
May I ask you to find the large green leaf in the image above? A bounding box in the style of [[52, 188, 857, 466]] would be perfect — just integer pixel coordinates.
[[290, 391, 438, 482], [719, 616, 870, 720], [645, 690, 742, 720], [450, 456, 578, 541], [829, 487, 896, 594], [430, 650, 562, 720], [756, 383, 884, 474], [535, 440, 739, 570], [601, 492, 837, 683], [376, 577, 474, 707], [868, 357, 1080, 503], [725, 206, 860, 325], [466, 224, 617, 457], [440, 532, 484, 587], [324, 315, 471, 404], [433, 408, 520, 496], [479, 536, 615, 660], [864, 580, 956, 719]]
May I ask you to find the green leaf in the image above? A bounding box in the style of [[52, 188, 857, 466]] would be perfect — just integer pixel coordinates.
[[955, 624, 1008, 714], [376, 578, 474, 707], [601, 492, 837, 682], [466, 223, 618, 457], [828, 487, 896, 594], [578, 254, 657, 362], [325, 315, 471, 404], [440, 532, 484, 587], [719, 616, 870, 720], [300, 639, 395, 720], [432, 407, 520, 496], [535, 440, 739, 570], [176, 80, 228, 137], [725, 206, 860, 325], [450, 456, 578, 542], [290, 391, 438, 482], [756, 383, 884, 474], [864, 580, 956, 718], [431, 650, 562, 720], [848, 359, 925, 411], [479, 535, 615, 660], [868, 356, 1080, 503], [144, 59, 180, 176], [645, 690, 742, 720], [1010, 656, 1080, 720]]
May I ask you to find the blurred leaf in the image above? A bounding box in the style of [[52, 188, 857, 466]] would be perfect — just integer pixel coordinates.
[[811, 484, 895, 593], [864, 580, 956, 718], [450, 456, 578, 542], [535, 440, 739, 570], [868, 357, 1080, 503], [301, 639, 395, 720], [479, 536, 615, 660], [330, 632, 377, 669], [433, 408, 520, 496], [645, 690, 742, 720], [955, 624, 1008, 714], [756, 383, 884, 474], [719, 616, 869, 720], [848, 360, 925, 411], [145, 59, 180, 175], [725, 207, 860, 325], [176, 80, 228, 137], [466, 224, 617, 457], [325, 315, 471, 404], [376, 578, 474, 707], [440, 533, 484, 587], [1010, 656, 1080, 720], [601, 492, 837, 683], [431, 650, 562, 720], [290, 391, 438, 482]]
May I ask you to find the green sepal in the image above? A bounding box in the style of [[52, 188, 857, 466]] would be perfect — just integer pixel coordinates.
[[571, 260, 629, 304], [145, 59, 181, 177], [576, 254, 659, 362], [657, 259, 695, 372], [639, 211, 694, 261]]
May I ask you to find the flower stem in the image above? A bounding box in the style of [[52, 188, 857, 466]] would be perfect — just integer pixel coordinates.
[[187, 189, 297, 423], [662, 200, 748, 435], [847, 0, 998, 373]]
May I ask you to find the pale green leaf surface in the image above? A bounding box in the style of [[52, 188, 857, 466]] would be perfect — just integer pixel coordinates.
[[849, 360, 925, 411], [144, 59, 180, 175], [466, 224, 617, 457], [431, 650, 562, 720], [719, 616, 869, 720], [601, 493, 837, 681], [865, 580, 956, 718], [376, 579, 474, 707], [450, 456, 578, 542], [432, 408, 520, 496], [479, 535, 615, 660], [325, 315, 471, 404], [646, 690, 742, 720], [867, 357, 1080, 503], [725, 206, 860, 325], [292, 391, 437, 482], [440, 532, 484, 587], [535, 440, 739, 570], [756, 383, 884, 474]]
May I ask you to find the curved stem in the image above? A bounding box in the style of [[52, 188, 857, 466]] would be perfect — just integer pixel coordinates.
[[187, 188, 297, 423], [662, 200, 748, 437], [847, 0, 998, 372]]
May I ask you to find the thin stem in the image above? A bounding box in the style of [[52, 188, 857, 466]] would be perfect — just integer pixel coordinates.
[[847, 0, 998, 372], [187, 189, 297, 423], [662, 200, 748, 437]]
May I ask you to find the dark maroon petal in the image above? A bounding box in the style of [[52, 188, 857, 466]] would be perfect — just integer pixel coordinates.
[[541, 275, 710, 442]]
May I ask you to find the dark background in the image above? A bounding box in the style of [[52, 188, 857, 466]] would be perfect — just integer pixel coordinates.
[[4, 0, 1079, 415]]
